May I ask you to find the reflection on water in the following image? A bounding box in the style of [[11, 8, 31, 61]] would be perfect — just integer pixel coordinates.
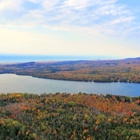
[[0, 74, 139, 97]]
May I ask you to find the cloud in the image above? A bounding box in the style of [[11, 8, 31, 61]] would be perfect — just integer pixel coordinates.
[[28, 0, 39, 3], [0, 0, 22, 11], [1, 26, 139, 57], [42, 0, 60, 9], [63, 0, 91, 9], [0, 0, 139, 38], [110, 16, 135, 25]]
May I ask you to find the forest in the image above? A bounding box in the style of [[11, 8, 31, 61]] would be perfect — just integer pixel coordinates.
[[0, 57, 140, 83], [0, 93, 140, 140]]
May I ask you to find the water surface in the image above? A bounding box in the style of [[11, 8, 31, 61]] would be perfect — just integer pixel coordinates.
[[0, 74, 139, 97]]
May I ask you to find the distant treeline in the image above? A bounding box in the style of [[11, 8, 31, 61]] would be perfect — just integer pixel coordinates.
[[0, 58, 140, 83], [0, 93, 140, 140]]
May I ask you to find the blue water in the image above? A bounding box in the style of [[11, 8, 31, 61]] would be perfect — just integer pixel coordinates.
[[0, 74, 139, 97], [0, 54, 119, 62]]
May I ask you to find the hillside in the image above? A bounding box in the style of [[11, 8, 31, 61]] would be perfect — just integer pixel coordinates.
[[0, 58, 140, 83], [0, 93, 140, 140]]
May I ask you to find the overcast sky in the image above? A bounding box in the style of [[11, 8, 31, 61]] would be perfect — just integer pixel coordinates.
[[0, 0, 140, 58]]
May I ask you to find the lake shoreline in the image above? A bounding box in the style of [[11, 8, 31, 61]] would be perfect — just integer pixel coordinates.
[[1, 72, 140, 84], [0, 74, 139, 97]]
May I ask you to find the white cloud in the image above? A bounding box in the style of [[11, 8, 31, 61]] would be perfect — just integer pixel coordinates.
[[0, 0, 22, 11], [27, 0, 60, 10], [0, 0, 139, 42], [1, 26, 139, 57], [28, 0, 39, 3], [110, 16, 135, 25], [42, 0, 59, 9], [64, 0, 90, 9]]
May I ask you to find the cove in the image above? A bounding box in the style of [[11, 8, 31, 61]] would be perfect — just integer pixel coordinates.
[[0, 74, 139, 97]]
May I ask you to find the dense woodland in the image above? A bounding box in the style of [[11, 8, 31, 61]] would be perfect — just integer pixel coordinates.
[[0, 58, 140, 83], [0, 93, 140, 140], [0, 58, 140, 139]]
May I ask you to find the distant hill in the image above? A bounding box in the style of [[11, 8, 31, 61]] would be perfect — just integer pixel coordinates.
[[0, 58, 140, 83], [124, 57, 140, 60]]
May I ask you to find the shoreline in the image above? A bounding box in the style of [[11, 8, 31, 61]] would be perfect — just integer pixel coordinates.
[[1, 72, 140, 84]]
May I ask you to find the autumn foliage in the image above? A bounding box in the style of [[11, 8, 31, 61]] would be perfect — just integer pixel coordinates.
[[0, 59, 140, 83], [0, 93, 140, 140]]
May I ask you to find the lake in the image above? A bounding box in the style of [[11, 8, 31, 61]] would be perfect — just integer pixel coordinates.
[[0, 74, 139, 97], [0, 54, 115, 62]]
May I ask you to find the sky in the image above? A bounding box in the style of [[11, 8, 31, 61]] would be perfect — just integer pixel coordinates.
[[0, 0, 140, 59]]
